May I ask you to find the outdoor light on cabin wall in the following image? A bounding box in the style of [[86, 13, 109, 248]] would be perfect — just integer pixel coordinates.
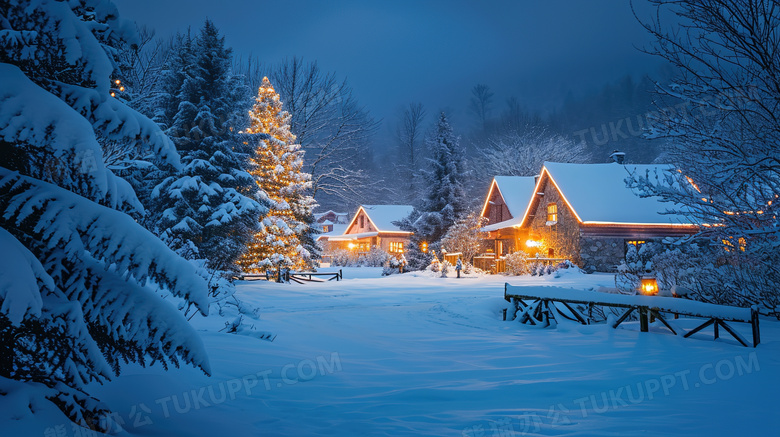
[[348, 242, 356, 250], [640, 276, 659, 295], [525, 240, 542, 248]]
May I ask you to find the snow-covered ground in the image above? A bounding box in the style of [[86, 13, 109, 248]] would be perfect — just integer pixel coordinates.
[[8, 268, 778, 436]]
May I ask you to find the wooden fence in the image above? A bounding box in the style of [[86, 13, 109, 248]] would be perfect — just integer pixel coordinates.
[[503, 284, 760, 347]]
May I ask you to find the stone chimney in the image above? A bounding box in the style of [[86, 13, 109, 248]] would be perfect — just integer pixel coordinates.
[[609, 150, 626, 164]]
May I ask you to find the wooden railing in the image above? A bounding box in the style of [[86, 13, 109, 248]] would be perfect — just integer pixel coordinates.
[[237, 269, 342, 283], [503, 284, 760, 347]]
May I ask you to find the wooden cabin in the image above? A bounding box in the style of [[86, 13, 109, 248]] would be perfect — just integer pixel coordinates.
[[313, 210, 349, 233], [482, 162, 698, 272], [480, 176, 538, 256], [318, 205, 414, 256]]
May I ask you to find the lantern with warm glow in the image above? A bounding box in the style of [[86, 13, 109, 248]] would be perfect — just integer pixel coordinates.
[[420, 241, 428, 253], [640, 276, 658, 295]]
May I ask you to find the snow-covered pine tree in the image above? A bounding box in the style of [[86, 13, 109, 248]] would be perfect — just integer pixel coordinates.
[[237, 77, 316, 273], [0, 0, 211, 429], [398, 112, 468, 269], [151, 20, 263, 276]]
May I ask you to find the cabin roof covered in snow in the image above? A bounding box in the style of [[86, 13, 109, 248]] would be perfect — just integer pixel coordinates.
[[480, 176, 537, 232], [315, 223, 349, 241], [357, 204, 414, 233], [314, 210, 347, 218], [491, 176, 538, 217], [527, 162, 694, 225]]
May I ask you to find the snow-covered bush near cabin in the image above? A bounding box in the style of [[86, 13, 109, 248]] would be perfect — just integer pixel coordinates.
[[360, 247, 389, 267], [330, 249, 356, 267], [615, 243, 658, 295], [330, 247, 389, 267], [651, 242, 778, 316], [0, 1, 211, 429], [440, 261, 451, 277], [504, 251, 531, 276]]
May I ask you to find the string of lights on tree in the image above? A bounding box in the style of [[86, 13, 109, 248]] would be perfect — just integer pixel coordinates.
[[237, 77, 313, 273]]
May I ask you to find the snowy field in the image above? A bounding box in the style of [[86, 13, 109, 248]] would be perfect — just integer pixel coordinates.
[[8, 268, 778, 436]]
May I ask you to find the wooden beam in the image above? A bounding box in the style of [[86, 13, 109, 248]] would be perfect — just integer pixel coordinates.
[[612, 308, 636, 329]]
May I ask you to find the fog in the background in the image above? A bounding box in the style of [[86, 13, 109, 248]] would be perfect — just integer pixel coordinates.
[[115, 0, 666, 143]]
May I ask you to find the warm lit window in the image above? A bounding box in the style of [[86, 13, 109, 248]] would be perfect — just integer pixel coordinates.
[[626, 240, 646, 253], [546, 203, 558, 223], [389, 242, 404, 253]]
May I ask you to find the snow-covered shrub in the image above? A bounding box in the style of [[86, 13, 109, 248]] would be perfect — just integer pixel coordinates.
[[504, 251, 530, 276], [403, 240, 434, 271], [440, 212, 487, 264], [330, 249, 357, 266], [382, 255, 407, 276], [650, 242, 779, 315], [331, 247, 390, 268], [440, 261, 451, 278], [615, 243, 658, 294], [359, 247, 389, 267]]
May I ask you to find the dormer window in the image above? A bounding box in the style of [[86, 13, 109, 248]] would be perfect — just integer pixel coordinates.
[[546, 203, 558, 225]]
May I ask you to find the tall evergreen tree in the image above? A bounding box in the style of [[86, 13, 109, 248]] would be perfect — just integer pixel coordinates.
[[0, 0, 210, 428], [150, 20, 263, 275], [397, 113, 467, 269], [237, 77, 316, 273], [420, 112, 468, 228]]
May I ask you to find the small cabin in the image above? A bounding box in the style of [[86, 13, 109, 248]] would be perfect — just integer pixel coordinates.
[[480, 175, 538, 256], [481, 162, 698, 272], [318, 205, 414, 256]]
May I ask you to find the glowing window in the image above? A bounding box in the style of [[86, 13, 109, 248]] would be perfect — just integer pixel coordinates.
[[626, 240, 646, 253], [547, 203, 558, 223], [389, 242, 404, 253]]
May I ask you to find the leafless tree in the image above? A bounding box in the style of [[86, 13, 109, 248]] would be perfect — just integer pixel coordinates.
[[478, 127, 589, 179], [118, 25, 172, 117], [469, 84, 494, 131], [396, 102, 426, 169], [632, 0, 780, 315], [267, 57, 379, 208], [393, 102, 427, 203]]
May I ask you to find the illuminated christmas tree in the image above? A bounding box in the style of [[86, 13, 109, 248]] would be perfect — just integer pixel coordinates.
[[238, 77, 315, 273]]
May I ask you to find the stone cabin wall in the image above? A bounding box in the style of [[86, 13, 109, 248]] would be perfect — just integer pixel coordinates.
[[578, 236, 627, 272], [525, 178, 582, 265]]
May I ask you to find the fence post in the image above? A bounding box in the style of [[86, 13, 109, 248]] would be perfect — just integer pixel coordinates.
[[751, 307, 760, 347], [639, 307, 649, 332]]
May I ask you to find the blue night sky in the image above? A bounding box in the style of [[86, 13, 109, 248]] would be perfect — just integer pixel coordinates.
[[115, 0, 663, 134]]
